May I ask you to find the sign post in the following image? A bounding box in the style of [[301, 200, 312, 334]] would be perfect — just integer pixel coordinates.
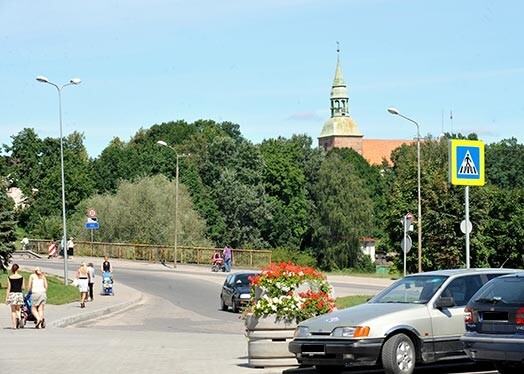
[[449, 140, 485, 268], [401, 213, 413, 276]]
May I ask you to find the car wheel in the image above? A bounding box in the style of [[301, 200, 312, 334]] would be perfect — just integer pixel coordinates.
[[232, 298, 239, 313], [381, 333, 415, 374], [315, 365, 343, 374], [495, 363, 522, 374], [220, 296, 228, 311]]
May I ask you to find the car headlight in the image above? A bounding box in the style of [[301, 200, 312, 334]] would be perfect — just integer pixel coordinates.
[[240, 294, 250, 299], [331, 326, 370, 337], [294, 326, 310, 337]]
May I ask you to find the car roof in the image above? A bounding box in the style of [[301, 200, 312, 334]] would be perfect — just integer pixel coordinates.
[[407, 268, 522, 278], [231, 271, 258, 276], [492, 271, 524, 279]]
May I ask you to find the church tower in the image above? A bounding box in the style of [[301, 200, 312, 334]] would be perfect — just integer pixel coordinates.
[[318, 48, 363, 153]]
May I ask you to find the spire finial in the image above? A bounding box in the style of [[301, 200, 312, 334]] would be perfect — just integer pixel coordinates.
[[336, 41, 340, 54]]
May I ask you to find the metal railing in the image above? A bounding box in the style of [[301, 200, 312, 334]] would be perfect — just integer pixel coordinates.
[[28, 239, 272, 268]]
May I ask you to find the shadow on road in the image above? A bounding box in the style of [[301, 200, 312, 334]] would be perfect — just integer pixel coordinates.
[[282, 361, 496, 374]]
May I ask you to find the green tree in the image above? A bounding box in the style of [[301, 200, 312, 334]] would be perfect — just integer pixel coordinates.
[[486, 137, 524, 189], [198, 136, 271, 248], [311, 154, 374, 270], [0, 179, 17, 270], [3, 129, 95, 235], [481, 187, 524, 268], [69, 174, 210, 246], [259, 136, 313, 249]]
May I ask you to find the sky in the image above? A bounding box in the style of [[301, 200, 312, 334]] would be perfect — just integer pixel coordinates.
[[1, 0, 524, 158]]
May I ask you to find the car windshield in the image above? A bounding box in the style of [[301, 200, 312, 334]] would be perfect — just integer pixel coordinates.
[[370, 275, 447, 304], [473, 276, 524, 304]]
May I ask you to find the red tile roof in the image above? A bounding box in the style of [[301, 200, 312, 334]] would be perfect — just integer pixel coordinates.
[[362, 139, 415, 165]]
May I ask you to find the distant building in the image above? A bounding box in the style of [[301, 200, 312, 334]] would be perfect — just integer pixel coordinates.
[[318, 51, 414, 165]]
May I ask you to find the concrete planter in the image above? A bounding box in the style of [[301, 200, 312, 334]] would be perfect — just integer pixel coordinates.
[[245, 314, 298, 368]]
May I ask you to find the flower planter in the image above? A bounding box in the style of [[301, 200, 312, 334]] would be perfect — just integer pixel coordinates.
[[245, 314, 298, 368]]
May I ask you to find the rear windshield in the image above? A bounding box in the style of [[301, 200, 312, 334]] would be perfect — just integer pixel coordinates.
[[235, 273, 255, 285], [370, 275, 447, 304], [473, 276, 524, 304]]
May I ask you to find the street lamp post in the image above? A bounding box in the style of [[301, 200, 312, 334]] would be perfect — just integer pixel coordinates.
[[157, 140, 190, 268], [388, 107, 422, 273], [36, 75, 81, 285]]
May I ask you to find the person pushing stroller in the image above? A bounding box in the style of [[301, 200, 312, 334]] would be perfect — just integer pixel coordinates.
[[211, 250, 224, 272]]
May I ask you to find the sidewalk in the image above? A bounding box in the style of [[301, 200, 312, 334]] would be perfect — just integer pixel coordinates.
[[0, 255, 143, 329]]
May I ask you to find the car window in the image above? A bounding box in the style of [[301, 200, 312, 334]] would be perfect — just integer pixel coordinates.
[[235, 273, 254, 286], [371, 275, 447, 304], [474, 277, 524, 304], [440, 275, 483, 306]]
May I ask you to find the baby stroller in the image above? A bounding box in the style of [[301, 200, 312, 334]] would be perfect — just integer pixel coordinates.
[[211, 257, 225, 272], [20, 292, 45, 329], [101, 271, 114, 296]]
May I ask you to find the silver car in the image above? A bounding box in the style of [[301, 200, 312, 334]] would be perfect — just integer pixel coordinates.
[[289, 268, 519, 374]]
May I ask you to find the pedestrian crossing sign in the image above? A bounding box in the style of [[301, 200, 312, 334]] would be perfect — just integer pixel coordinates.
[[449, 139, 485, 186]]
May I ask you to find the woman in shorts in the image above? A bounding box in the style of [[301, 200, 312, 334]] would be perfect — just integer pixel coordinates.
[[27, 267, 48, 328], [5, 264, 25, 329], [76, 262, 90, 308]]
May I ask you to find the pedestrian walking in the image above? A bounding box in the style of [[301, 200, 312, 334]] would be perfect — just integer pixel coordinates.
[[67, 236, 75, 257], [20, 237, 30, 250], [27, 267, 47, 328], [223, 245, 232, 272], [76, 262, 91, 308], [101, 256, 112, 273], [87, 262, 95, 301], [5, 264, 25, 329]]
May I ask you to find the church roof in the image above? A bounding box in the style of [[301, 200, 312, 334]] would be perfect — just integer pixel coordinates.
[[319, 116, 363, 138], [361, 139, 415, 165]]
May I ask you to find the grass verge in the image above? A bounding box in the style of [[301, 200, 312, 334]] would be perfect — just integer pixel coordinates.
[[0, 271, 79, 305]]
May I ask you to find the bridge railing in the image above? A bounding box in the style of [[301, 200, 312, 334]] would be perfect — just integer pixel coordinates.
[[28, 239, 272, 268]]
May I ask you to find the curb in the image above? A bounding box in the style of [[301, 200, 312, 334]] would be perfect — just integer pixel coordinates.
[[50, 291, 144, 328]]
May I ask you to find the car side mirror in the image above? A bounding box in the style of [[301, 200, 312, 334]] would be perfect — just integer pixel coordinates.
[[435, 296, 456, 309]]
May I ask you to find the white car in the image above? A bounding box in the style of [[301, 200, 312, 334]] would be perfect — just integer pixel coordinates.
[[289, 268, 520, 374]]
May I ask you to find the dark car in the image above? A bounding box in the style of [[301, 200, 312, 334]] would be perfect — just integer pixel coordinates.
[[289, 268, 520, 374], [220, 271, 257, 313], [461, 273, 524, 374]]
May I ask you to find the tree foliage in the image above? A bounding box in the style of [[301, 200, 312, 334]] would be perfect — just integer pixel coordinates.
[[0, 179, 17, 270], [311, 154, 374, 270], [69, 174, 210, 246]]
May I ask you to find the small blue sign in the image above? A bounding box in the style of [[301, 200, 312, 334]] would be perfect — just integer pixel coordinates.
[[85, 222, 99, 229]]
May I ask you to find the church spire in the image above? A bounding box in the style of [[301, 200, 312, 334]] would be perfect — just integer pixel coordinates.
[[330, 42, 349, 117]]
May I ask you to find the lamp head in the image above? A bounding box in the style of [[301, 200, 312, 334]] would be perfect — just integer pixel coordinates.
[[36, 76, 49, 83], [70, 78, 81, 85], [156, 140, 168, 147], [387, 107, 400, 115]]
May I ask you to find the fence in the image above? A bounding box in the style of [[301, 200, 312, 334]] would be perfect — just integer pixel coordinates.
[[29, 239, 272, 268]]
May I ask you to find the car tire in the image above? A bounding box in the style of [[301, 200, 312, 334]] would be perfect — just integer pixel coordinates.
[[495, 363, 522, 374], [315, 365, 343, 374], [381, 333, 415, 374], [232, 298, 239, 313], [220, 297, 228, 311]]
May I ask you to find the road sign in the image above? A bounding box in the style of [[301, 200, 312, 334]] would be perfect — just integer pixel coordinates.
[[85, 221, 99, 229], [401, 235, 412, 253], [460, 220, 473, 234], [449, 140, 485, 186], [87, 208, 97, 218]]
